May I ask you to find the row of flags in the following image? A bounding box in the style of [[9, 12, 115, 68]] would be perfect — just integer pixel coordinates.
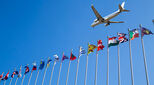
[[0, 26, 153, 83]]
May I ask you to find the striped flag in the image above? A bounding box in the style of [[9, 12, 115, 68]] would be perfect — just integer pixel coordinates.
[[118, 33, 128, 43], [79, 46, 86, 56]]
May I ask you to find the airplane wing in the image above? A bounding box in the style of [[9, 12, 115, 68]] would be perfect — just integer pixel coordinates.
[[91, 5, 104, 20], [109, 21, 124, 23]]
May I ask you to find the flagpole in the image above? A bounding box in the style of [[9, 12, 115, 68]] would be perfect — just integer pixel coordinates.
[[49, 61, 56, 85], [117, 44, 121, 85], [34, 70, 40, 85], [107, 36, 109, 85], [3, 80, 6, 85], [15, 77, 18, 85], [128, 29, 134, 85], [57, 61, 63, 85], [94, 50, 98, 85], [41, 66, 48, 85], [84, 43, 89, 85], [74, 47, 81, 85], [9, 78, 13, 85], [139, 24, 150, 85], [27, 72, 33, 85], [65, 60, 71, 85], [21, 74, 25, 85]]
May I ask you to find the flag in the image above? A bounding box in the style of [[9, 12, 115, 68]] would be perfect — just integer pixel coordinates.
[[118, 33, 128, 43], [0, 72, 4, 80], [18, 66, 22, 78], [54, 54, 59, 61], [47, 58, 52, 67], [79, 46, 86, 56], [129, 29, 139, 40], [108, 37, 119, 47], [11, 70, 18, 78], [32, 62, 37, 71], [88, 43, 97, 54], [24, 65, 30, 74], [39, 60, 45, 70], [62, 54, 69, 61], [141, 27, 153, 37], [2, 71, 9, 80], [70, 51, 76, 61], [97, 40, 104, 51]]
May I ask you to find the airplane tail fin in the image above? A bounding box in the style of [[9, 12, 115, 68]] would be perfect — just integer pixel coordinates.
[[119, 2, 130, 12]]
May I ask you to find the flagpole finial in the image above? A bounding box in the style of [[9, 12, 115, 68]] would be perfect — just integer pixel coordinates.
[[139, 24, 142, 28]]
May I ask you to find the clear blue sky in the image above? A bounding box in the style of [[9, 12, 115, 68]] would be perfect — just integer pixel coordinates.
[[0, 0, 154, 85]]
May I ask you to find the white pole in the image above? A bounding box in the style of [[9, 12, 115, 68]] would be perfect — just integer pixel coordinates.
[[3, 80, 6, 85], [9, 78, 13, 85], [15, 78, 18, 85], [41, 67, 48, 85], [128, 29, 134, 85], [107, 36, 109, 85], [84, 54, 89, 85], [139, 24, 150, 85], [117, 44, 121, 85], [27, 72, 33, 85], [49, 61, 56, 85], [57, 62, 63, 85], [21, 75, 25, 85], [65, 60, 71, 85], [94, 51, 98, 85], [34, 70, 40, 85]]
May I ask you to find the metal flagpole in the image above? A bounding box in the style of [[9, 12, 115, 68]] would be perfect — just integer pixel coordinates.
[[27, 72, 33, 85], [94, 51, 98, 85], [49, 61, 56, 85], [117, 44, 121, 85], [74, 47, 81, 85], [21, 74, 25, 85], [3, 80, 6, 85], [41, 66, 48, 85], [107, 36, 109, 85], [57, 61, 63, 85], [9, 78, 13, 85], [139, 24, 150, 85], [128, 29, 134, 85], [15, 77, 18, 85], [65, 60, 71, 85], [84, 43, 89, 85], [34, 70, 40, 85]]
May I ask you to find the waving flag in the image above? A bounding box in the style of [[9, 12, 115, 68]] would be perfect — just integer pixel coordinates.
[[2, 71, 9, 80], [0, 72, 4, 81], [47, 58, 52, 67], [129, 29, 139, 40], [97, 40, 104, 51], [54, 54, 59, 61], [70, 51, 76, 61], [11, 70, 19, 78], [24, 65, 30, 74], [18, 66, 22, 77], [62, 54, 69, 61], [88, 44, 97, 54], [141, 27, 153, 37], [79, 46, 86, 55], [118, 33, 128, 43], [39, 60, 45, 70], [32, 62, 37, 71], [108, 37, 119, 47]]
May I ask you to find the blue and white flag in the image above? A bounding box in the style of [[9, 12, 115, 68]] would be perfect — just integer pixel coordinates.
[[54, 54, 59, 61], [79, 46, 86, 56]]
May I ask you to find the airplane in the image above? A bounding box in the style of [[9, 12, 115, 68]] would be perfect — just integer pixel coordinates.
[[91, 2, 130, 27]]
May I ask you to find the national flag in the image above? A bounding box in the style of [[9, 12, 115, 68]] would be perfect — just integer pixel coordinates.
[[24, 65, 30, 74], [141, 27, 153, 37], [97, 40, 104, 51], [54, 54, 59, 61], [18, 66, 22, 78], [118, 33, 128, 43], [108, 37, 119, 47], [88, 43, 97, 54], [2, 71, 9, 80], [62, 54, 69, 61], [129, 29, 139, 40], [39, 60, 45, 70], [11, 70, 18, 78], [0, 72, 4, 80], [79, 46, 86, 56], [47, 58, 52, 67], [32, 62, 37, 71], [70, 51, 76, 61]]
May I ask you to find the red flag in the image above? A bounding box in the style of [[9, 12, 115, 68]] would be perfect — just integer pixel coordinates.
[[70, 52, 76, 61], [97, 40, 104, 51], [3, 71, 9, 80], [0, 72, 4, 80]]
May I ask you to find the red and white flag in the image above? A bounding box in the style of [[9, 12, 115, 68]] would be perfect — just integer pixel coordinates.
[[97, 40, 104, 51]]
